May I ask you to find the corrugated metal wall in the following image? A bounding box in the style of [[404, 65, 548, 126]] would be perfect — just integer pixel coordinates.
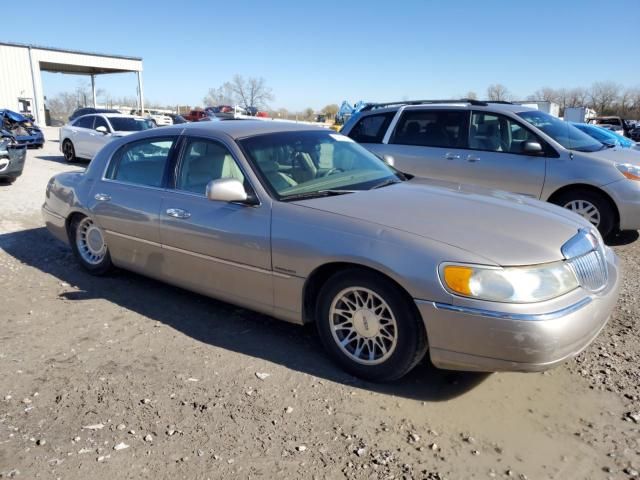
[[0, 45, 34, 113]]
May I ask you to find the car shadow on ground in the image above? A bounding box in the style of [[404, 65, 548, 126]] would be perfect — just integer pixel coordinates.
[[0, 227, 489, 402], [606, 229, 639, 246], [31, 154, 69, 165]]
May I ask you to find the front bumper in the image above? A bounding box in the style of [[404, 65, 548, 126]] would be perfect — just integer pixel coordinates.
[[604, 179, 640, 231], [416, 250, 621, 372], [0, 145, 27, 178]]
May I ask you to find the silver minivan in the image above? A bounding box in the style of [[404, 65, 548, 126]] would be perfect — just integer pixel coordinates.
[[342, 100, 640, 237]]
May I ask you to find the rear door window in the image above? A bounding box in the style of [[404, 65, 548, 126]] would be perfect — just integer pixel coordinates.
[[390, 110, 469, 148], [74, 116, 95, 129], [347, 112, 395, 143], [105, 137, 176, 187]]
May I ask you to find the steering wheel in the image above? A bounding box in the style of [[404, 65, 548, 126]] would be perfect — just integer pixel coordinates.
[[322, 168, 344, 177]]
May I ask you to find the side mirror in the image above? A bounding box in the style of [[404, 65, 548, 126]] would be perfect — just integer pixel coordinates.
[[522, 141, 543, 155], [206, 178, 249, 203], [96, 126, 109, 134]]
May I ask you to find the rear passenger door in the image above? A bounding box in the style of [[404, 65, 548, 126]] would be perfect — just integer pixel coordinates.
[[89, 136, 178, 275], [464, 111, 546, 197], [375, 108, 471, 182]]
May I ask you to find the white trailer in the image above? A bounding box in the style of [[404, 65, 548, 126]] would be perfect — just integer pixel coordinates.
[[564, 107, 598, 123]]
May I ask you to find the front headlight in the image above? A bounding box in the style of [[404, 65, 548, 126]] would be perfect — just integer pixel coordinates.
[[441, 261, 579, 303], [615, 163, 640, 181]]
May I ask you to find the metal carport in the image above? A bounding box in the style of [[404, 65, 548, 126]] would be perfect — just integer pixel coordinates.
[[0, 41, 143, 125]]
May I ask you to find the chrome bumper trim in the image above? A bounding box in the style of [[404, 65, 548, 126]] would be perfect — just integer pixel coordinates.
[[432, 297, 592, 322]]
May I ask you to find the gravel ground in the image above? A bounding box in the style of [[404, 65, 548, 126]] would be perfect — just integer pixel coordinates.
[[0, 128, 639, 479]]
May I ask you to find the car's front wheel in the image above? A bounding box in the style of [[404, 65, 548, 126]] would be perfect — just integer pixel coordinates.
[[62, 139, 76, 162], [316, 269, 427, 382], [553, 189, 615, 238], [69, 215, 113, 275]]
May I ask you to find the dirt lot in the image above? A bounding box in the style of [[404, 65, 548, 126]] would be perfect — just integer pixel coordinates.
[[1, 128, 639, 479]]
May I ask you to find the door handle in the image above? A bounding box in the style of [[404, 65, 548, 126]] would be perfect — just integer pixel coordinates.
[[444, 152, 460, 160], [94, 193, 111, 201], [166, 208, 191, 219], [467, 155, 481, 162]]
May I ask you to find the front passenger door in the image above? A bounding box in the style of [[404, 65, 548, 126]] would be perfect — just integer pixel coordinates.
[[159, 137, 273, 312], [463, 111, 547, 197]]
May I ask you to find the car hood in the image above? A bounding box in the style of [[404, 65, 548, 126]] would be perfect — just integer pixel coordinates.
[[581, 146, 640, 165], [293, 178, 590, 266]]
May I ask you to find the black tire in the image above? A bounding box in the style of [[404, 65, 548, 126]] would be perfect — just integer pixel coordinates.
[[315, 269, 427, 382], [552, 189, 616, 238], [62, 139, 76, 162], [69, 215, 113, 275]]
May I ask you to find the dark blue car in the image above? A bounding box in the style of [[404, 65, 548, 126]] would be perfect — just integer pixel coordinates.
[[0, 109, 45, 148]]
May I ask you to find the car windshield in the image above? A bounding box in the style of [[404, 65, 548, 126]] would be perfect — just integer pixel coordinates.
[[518, 111, 604, 152], [239, 130, 403, 200], [573, 123, 617, 144], [109, 117, 154, 132]]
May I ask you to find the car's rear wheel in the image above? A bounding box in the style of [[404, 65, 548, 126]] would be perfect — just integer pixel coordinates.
[[69, 215, 113, 275], [552, 189, 615, 238], [62, 139, 76, 162], [316, 269, 427, 382]]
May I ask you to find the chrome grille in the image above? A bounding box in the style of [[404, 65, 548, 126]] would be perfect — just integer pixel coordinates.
[[567, 249, 608, 292]]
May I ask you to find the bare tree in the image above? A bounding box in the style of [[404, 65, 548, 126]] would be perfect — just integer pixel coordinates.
[[303, 107, 315, 121], [230, 75, 274, 110], [203, 82, 235, 107], [589, 81, 621, 114], [529, 87, 558, 103], [464, 91, 478, 100], [321, 104, 339, 118], [486, 84, 510, 101]]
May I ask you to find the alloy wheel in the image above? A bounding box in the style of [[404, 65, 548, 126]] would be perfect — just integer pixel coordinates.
[[329, 287, 398, 365]]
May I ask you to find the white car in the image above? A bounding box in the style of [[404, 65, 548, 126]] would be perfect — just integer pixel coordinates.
[[60, 114, 154, 162]]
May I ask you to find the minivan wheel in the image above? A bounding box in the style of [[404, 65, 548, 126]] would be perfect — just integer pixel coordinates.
[[69, 215, 113, 275], [316, 269, 427, 382], [552, 189, 615, 238], [62, 140, 76, 162]]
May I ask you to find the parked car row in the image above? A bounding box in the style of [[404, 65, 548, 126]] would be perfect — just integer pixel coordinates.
[[341, 100, 640, 238], [42, 111, 623, 381]]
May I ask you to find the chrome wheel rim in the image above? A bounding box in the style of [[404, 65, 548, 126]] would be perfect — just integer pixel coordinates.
[[63, 142, 74, 161], [75, 217, 107, 265], [329, 287, 398, 365], [564, 200, 601, 227]]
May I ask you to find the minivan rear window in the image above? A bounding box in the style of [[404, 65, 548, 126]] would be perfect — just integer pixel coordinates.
[[347, 112, 395, 143]]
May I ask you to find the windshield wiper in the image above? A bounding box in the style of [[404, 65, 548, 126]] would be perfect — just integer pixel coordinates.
[[281, 189, 356, 202], [370, 178, 402, 189]]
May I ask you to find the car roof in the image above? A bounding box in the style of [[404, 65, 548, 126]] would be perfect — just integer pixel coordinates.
[[175, 119, 327, 139], [357, 102, 536, 116]]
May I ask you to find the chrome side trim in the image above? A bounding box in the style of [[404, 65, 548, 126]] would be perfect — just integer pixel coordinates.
[[161, 244, 290, 278], [104, 229, 291, 279], [432, 297, 592, 322], [105, 230, 162, 247]]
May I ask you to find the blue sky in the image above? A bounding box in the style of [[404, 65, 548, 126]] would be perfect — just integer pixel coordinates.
[[3, 0, 639, 110]]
